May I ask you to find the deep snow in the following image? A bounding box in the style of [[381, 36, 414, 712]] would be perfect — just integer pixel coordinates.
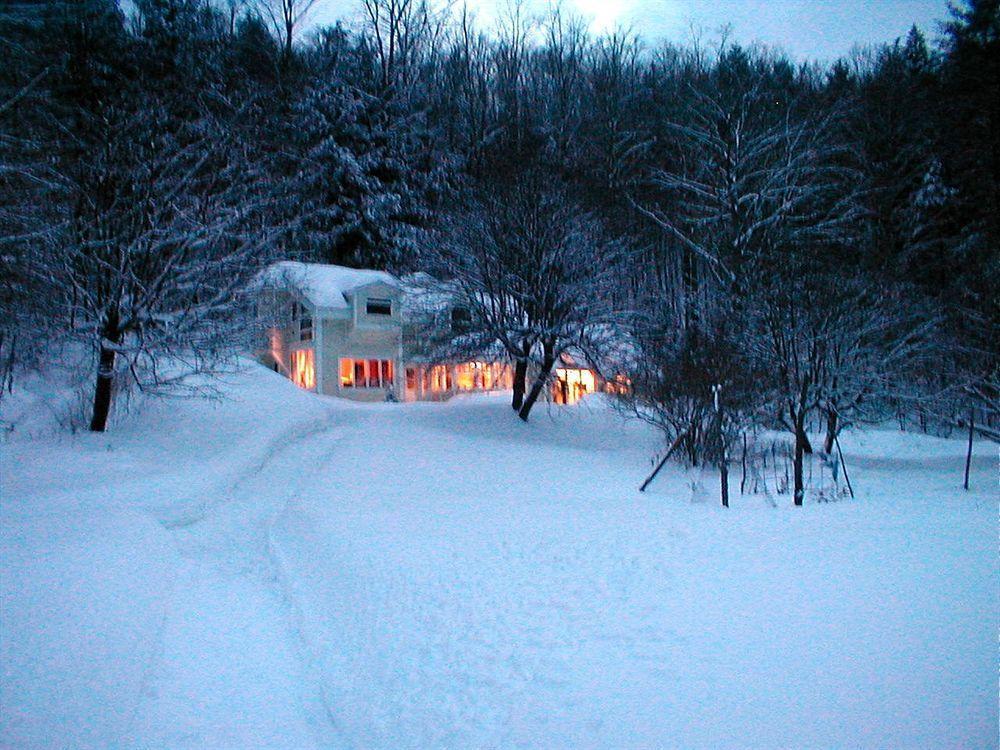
[[1, 364, 996, 749]]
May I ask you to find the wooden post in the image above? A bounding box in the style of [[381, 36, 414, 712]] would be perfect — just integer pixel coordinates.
[[834, 433, 854, 499], [964, 408, 974, 491], [639, 425, 692, 493]]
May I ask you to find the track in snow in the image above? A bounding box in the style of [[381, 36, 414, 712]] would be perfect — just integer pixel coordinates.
[[130, 415, 348, 750]]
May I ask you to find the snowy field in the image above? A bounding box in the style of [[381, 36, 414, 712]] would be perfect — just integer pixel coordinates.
[[1, 364, 996, 749]]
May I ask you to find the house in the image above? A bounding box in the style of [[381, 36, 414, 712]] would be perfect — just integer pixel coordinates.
[[257, 262, 606, 404], [258, 262, 405, 402]]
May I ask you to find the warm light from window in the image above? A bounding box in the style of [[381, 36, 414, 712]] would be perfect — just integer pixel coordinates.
[[554, 368, 596, 405], [339, 358, 394, 389], [605, 374, 631, 395], [291, 349, 315, 390]]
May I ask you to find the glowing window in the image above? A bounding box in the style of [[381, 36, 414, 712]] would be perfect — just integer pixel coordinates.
[[339, 358, 395, 389], [456, 363, 475, 390], [429, 365, 452, 392], [290, 349, 315, 390], [554, 368, 596, 405]]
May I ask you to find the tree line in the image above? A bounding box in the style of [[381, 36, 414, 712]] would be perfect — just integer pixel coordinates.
[[1, 0, 996, 489]]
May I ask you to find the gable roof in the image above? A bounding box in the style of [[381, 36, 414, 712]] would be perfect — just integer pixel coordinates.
[[263, 261, 400, 309]]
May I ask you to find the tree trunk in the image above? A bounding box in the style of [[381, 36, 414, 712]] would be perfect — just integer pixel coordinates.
[[90, 315, 121, 433], [740, 432, 747, 494], [518, 341, 556, 422], [511, 356, 527, 411], [793, 420, 807, 506], [90, 343, 117, 432], [720, 458, 729, 508], [823, 410, 838, 454], [284, 16, 294, 60], [964, 408, 974, 490]]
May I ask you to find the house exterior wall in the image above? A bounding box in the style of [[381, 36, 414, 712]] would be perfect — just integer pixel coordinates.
[[255, 289, 315, 383], [305, 282, 406, 402], [318, 317, 403, 402]]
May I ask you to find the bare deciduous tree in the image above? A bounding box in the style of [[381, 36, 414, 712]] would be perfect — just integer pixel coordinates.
[[257, 0, 322, 59], [54, 98, 286, 431], [424, 175, 628, 421]]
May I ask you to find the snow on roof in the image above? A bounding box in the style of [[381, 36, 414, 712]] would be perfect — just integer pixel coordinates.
[[398, 272, 459, 317], [262, 261, 400, 309]]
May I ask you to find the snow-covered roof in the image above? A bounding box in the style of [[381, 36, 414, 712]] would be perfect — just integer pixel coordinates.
[[399, 272, 459, 318], [262, 261, 400, 309]]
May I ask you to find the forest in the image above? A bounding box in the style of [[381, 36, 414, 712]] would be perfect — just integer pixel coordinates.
[[1, 0, 997, 498]]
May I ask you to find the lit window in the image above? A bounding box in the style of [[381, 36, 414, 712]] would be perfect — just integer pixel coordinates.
[[553, 368, 596, 405], [290, 349, 315, 390], [456, 363, 475, 390], [338, 358, 396, 389], [366, 298, 392, 316], [428, 365, 452, 392]]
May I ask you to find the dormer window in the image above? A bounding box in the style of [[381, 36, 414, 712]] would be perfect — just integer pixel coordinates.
[[366, 297, 392, 316]]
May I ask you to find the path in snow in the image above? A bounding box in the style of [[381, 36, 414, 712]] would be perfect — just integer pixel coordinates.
[[130, 415, 346, 750]]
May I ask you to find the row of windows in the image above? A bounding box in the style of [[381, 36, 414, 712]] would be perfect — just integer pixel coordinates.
[[340, 358, 394, 389]]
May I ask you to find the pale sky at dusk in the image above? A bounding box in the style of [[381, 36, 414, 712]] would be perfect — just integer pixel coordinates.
[[313, 0, 953, 62]]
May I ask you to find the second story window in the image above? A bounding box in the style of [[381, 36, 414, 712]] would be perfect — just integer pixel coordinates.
[[292, 302, 312, 341], [300, 311, 312, 341], [366, 297, 392, 316]]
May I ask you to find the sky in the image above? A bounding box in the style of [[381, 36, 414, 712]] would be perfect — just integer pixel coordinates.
[[312, 0, 954, 62]]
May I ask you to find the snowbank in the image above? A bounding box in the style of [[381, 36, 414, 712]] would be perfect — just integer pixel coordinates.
[[1, 362, 343, 749]]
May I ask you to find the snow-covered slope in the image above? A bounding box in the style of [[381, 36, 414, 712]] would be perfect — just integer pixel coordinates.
[[1, 365, 996, 749]]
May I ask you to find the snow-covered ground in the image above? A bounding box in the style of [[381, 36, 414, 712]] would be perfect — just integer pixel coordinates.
[[1, 364, 996, 749]]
